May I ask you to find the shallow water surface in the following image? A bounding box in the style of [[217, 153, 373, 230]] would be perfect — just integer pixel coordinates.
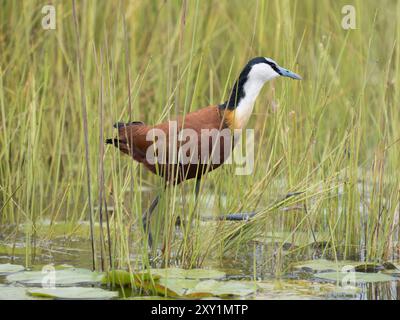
[[1, 229, 399, 300]]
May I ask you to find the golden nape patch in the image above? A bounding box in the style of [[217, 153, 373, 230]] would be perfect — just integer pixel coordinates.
[[221, 109, 250, 130]]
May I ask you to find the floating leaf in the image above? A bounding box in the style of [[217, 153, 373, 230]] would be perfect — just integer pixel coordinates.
[[6, 268, 104, 286], [186, 280, 258, 298], [155, 278, 199, 297], [381, 268, 400, 276], [255, 279, 338, 300], [293, 259, 383, 273], [102, 268, 224, 295], [314, 271, 395, 283], [55, 264, 75, 270], [150, 278, 255, 298], [150, 268, 225, 280], [126, 296, 171, 300], [27, 287, 118, 299], [29, 264, 75, 272], [293, 259, 346, 272], [0, 263, 24, 275], [0, 285, 32, 300]]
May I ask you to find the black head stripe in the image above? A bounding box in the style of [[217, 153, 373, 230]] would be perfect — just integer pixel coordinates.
[[225, 66, 249, 109], [264, 58, 281, 75], [221, 57, 279, 110], [224, 57, 264, 109]]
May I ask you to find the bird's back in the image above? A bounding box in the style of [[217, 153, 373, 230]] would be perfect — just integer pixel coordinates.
[[108, 105, 233, 184]]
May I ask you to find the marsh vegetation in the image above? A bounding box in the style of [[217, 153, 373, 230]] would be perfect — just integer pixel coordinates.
[[0, 0, 399, 299]]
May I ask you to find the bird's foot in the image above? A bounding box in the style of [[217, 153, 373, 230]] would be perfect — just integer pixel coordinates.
[[142, 213, 153, 248], [200, 212, 256, 221]]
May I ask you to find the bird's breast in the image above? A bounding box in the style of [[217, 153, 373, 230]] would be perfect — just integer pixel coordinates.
[[222, 104, 254, 130]]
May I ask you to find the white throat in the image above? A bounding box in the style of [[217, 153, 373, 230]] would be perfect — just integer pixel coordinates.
[[233, 79, 265, 129], [226, 62, 279, 129]]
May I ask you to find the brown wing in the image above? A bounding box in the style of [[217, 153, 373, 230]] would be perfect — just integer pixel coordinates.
[[107, 122, 157, 175], [175, 106, 233, 181], [107, 105, 231, 184]]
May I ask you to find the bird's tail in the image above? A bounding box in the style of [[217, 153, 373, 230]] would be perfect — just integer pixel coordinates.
[[106, 137, 132, 155], [113, 121, 144, 129], [106, 121, 145, 155], [105, 138, 122, 146]]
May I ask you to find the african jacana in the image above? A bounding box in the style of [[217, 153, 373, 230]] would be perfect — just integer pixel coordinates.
[[106, 57, 301, 245]]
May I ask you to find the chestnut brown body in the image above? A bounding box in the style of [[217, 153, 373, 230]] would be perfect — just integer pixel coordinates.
[[107, 105, 235, 184]]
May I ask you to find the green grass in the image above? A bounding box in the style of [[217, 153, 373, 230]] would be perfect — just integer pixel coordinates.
[[0, 0, 399, 273]]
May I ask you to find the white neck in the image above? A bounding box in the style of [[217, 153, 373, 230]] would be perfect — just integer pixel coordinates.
[[225, 62, 279, 129], [233, 78, 265, 129]]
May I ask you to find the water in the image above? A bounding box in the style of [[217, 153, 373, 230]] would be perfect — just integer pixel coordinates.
[[1, 229, 399, 300]]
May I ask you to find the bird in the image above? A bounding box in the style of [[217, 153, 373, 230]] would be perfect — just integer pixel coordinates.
[[106, 56, 301, 246]]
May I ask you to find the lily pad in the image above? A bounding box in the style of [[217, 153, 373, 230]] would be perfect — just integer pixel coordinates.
[[6, 268, 104, 286], [0, 284, 32, 300], [314, 271, 395, 283], [381, 269, 400, 276], [0, 263, 25, 275], [142, 276, 257, 298], [126, 296, 171, 300], [186, 280, 258, 298], [27, 287, 118, 299], [150, 268, 226, 280], [293, 259, 383, 273], [255, 279, 339, 300], [155, 278, 199, 297], [293, 259, 346, 272]]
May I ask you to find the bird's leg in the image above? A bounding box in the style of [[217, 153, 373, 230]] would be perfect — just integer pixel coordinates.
[[142, 194, 160, 248], [191, 178, 202, 226], [175, 178, 201, 228], [195, 178, 201, 201]]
